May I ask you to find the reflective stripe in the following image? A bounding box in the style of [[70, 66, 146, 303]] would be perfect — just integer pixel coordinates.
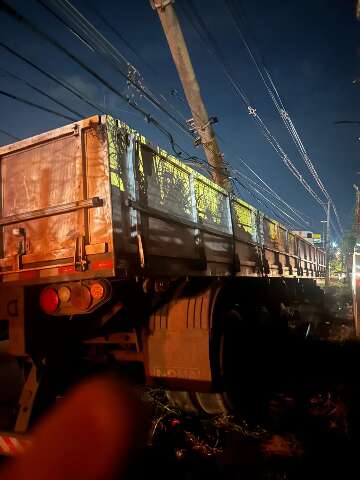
[[59, 265, 76, 274], [0, 435, 31, 455], [3, 273, 20, 282], [91, 260, 113, 270], [40, 267, 59, 278], [19, 271, 38, 281], [10, 436, 24, 453], [0, 436, 10, 453], [2, 259, 112, 283]]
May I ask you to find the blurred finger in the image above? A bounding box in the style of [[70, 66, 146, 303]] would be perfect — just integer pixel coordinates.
[[1, 376, 143, 480]]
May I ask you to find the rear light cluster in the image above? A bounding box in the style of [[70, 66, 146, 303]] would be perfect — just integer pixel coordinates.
[[40, 280, 109, 315]]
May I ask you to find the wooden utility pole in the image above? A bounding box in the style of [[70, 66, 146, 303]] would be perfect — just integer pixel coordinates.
[[325, 199, 331, 286], [150, 0, 231, 191]]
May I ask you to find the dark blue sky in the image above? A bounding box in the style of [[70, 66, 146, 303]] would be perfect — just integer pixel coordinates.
[[0, 0, 359, 236]]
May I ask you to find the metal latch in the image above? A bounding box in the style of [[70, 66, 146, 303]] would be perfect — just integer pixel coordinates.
[[74, 236, 87, 272]]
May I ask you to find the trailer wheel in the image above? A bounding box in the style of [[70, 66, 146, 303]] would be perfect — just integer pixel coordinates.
[[193, 392, 230, 415], [165, 391, 198, 414]]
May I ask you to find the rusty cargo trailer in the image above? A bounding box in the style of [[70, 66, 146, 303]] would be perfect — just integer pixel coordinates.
[[0, 115, 326, 434], [0, 115, 325, 284]]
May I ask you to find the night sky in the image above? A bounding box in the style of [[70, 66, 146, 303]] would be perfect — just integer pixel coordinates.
[[0, 0, 359, 237]]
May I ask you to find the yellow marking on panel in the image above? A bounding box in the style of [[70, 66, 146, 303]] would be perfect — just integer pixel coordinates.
[[268, 222, 277, 242], [195, 180, 224, 225], [233, 201, 253, 234], [107, 117, 125, 191]]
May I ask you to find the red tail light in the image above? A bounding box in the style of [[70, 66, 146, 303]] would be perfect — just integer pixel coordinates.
[[90, 282, 105, 300], [40, 287, 59, 314], [71, 285, 92, 311]]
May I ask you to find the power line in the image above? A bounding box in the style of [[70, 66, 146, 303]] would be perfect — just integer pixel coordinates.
[[0, 3, 213, 176], [183, 0, 329, 216], [235, 180, 300, 229], [80, 1, 193, 129], [238, 158, 312, 222], [0, 40, 104, 114], [9, 0, 221, 181], [174, 3, 311, 227], [167, 7, 308, 229], [85, 1, 157, 76], [0, 127, 19, 141], [233, 169, 310, 228], [233, 177, 298, 230], [181, 1, 325, 226], [226, 0, 344, 235], [178, 0, 250, 106], [0, 65, 83, 118], [0, 89, 77, 121], [28, 0, 191, 137], [0, 0, 313, 232]]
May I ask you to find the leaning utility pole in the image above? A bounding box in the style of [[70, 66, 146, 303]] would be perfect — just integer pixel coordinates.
[[150, 0, 231, 191], [325, 199, 331, 286]]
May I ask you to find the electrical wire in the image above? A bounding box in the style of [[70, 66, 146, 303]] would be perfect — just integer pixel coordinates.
[[29, 0, 191, 137], [0, 3, 215, 176], [183, 0, 330, 217], [233, 169, 310, 227], [0, 65, 83, 118], [5, 0, 229, 180], [0, 0, 311, 232], [0, 88, 77, 121], [85, 0, 157, 76], [82, 1, 194, 131], [233, 177, 297, 230], [0, 40, 103, 114], [226, 0, 344, 235], [237, 158, 312, 222], [0, 127, 19, 141]]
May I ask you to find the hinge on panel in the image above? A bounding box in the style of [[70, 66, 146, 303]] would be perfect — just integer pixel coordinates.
[[12, 227, 27, 270]]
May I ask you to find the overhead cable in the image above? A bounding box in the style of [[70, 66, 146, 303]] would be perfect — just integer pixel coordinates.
[[0, 40, 104, 114], [0, 0, 310, 231], [226, 0, 344, 235], [0, 89, 77, 121], [29, 0, 191, 137], [183, 0, 329, 215], [0, 127, 19, 141], [0, 66, 83, 118]]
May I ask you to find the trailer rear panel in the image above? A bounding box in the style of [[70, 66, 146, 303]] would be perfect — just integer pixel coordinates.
[[0, 116, 114, 284]]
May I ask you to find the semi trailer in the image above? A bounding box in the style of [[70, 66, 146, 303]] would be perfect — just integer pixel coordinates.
[[0, 114, 326, 448]]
